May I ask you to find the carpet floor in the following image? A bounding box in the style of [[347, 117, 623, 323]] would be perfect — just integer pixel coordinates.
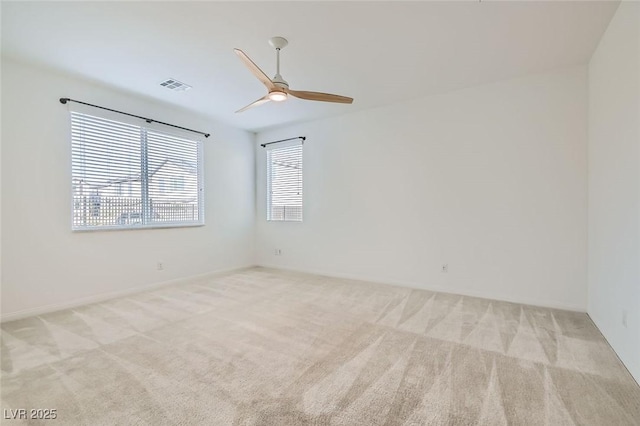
[[1, 267, 639, 425]]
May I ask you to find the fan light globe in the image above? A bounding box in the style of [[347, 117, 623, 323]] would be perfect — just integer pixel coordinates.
[[268, 91, 288, 102]]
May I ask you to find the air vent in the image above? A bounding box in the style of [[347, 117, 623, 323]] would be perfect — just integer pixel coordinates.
[[160, 78, 192, 92]]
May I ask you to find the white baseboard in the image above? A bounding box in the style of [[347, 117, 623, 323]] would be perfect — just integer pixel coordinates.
[[1, 265, 255, 323], [256, 263, 586, 313], [587, 312, 640, 386], [3, 262, 585, 322]]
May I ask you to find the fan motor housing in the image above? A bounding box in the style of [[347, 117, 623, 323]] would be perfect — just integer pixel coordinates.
[[272, 73, 289, 89]]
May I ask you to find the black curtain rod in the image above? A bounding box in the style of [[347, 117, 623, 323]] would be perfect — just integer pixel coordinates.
[[260, 136, 306, 148], [59, 98, 210, 138]]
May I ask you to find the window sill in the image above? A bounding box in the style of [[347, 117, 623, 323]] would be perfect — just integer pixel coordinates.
[[72, 222, 205, 232]]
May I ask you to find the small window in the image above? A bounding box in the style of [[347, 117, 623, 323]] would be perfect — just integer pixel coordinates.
[[267, 142, 303, 221], [71, 112, 203, 230]]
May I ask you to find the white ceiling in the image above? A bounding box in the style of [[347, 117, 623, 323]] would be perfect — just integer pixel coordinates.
[[1, 1, 618, 132]]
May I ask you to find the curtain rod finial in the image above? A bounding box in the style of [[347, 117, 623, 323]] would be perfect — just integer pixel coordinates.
[[60, 98, 69, 104]]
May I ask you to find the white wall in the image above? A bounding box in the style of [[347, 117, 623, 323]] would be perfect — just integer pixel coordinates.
[[256, 66, 588, 311], [588, 1, 640, 383], [1, 59, 256, 319]]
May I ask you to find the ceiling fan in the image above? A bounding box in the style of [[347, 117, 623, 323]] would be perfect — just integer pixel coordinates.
[[234, 36, 354, 113]]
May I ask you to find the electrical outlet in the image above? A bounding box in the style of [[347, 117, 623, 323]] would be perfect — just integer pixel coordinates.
[[157, 262, 164, 271], [622, 310, 628, 328], [274, 249, 282, 256], [442, 264, 448, 273]]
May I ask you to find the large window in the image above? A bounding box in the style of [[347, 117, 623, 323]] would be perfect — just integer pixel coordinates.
[[71, 112, 203, 230], [267, 142, 303, 221]]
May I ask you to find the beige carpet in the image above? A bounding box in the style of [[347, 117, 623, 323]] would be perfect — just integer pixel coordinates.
[[1, 267, 639, 425]]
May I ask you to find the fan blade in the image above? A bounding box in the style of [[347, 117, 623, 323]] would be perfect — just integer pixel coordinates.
[[236, 95, 271, 113], [234, 48, 276, 90], [286, 89, 353, 104]]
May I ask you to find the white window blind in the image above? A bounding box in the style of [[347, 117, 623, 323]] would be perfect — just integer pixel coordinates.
[[71, 112, 203, 230], [267, 143, 303, 221]]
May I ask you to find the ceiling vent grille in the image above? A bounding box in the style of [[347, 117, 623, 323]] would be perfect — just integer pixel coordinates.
[[160, 78, 192, 91]]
